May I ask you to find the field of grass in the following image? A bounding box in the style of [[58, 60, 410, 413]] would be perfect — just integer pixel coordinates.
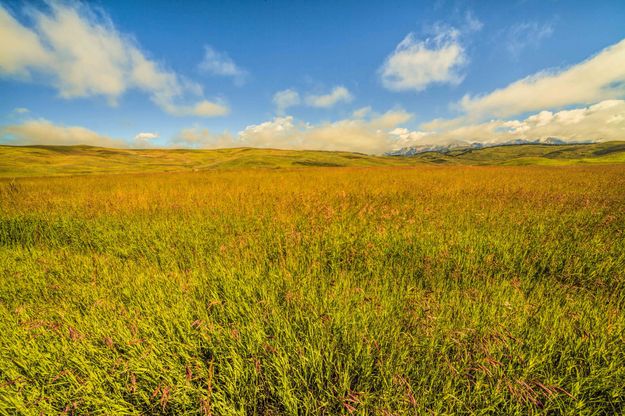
[[2, 141, 625, 178], [1, 162, 625, 414]]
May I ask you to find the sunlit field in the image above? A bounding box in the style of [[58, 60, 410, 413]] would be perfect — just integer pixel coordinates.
[[1, 165, 624, 414]]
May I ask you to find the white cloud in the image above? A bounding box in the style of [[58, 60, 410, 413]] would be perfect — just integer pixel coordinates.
[[12, 107, 30, 115], [506, 21, 554, 60], [273, 86, 354, 113], [134, 132, 159, 141], [0, 119, 126, 147], [459, 38, 625, 119], [273, 89, 301, 114], [160, 99, 229, 117], [305, 86, 353, 108], [174, 109, 415, 154], [0, 6, 50, 77], [237, 112, 397, 153], [389, 127, 431, 147], [198, 45, 247, 85], [379, 27, 467, 92], [394, 100, 625, 147], [0, 3, 227, 117]]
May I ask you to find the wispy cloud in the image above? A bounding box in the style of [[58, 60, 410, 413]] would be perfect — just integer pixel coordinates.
[[273, 89, 301, 115], [198, 45, 248, 85], [0, 3, 227, 117], [273, 86, 353, 113], [352, 106, 372, 118], [159, 100, 229, 117], [464, 10, 483, 33], [305, 86, 353, 108], [506, 21, 554, 60], [8, 107, 31, 119]]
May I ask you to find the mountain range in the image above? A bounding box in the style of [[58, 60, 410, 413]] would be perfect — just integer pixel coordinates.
[[385, 137, 593, 156]]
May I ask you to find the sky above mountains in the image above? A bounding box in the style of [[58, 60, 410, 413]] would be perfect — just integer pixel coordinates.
[[1, 0, 625, 153]]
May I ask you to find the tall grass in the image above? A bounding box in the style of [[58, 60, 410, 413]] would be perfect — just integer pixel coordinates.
[[1, 165, 624, 414]]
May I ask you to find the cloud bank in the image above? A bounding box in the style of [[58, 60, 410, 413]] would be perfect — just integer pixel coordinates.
[[394, 100, 625, 147], [459, 38, 625, 119], [0, 119, 126, 147], [174, 110, 413, 154]]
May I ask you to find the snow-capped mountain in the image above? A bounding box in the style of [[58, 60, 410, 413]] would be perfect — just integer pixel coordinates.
[[385, 137, 592, 156]]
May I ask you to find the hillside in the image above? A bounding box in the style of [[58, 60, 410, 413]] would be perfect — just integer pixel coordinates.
[[1, 141, 624, 177], [408, 141, 625, 165], [0, 145, 418, 177]]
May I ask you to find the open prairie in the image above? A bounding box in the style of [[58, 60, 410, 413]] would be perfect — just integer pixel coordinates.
[[3, 1, 625, 414], [1, 162, 624, 414]]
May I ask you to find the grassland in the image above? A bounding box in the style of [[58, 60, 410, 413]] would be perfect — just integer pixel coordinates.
[[1, 141, 625, 177], [1, 159, 624, 414], [0, 146, 416, 178]]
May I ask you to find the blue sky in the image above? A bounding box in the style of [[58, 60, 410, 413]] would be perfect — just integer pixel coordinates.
[[1, 0, 625, 153]]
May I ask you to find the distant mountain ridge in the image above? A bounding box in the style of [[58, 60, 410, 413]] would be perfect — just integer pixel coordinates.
[[385, 137, 594, 156]]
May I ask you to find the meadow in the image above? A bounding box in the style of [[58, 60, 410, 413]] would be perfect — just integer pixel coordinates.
[[1, 162, 624, 414]]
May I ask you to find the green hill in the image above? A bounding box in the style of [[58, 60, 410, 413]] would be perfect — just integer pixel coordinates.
[[0, 145, 418, 177], [1, 141, 624, 177], [409, 141, 625, 165]]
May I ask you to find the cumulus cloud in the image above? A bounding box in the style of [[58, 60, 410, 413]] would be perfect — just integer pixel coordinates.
[[237, 111, 403, 153], [305, 86, 353, 108], [0, 3, 227, 117], [273, 89, 301, 114], [0, 119, 126, 147], [391, 100, 625, 148], [198, 45, 247, 85], [459, 38, 625, 119], [379, 27, 467, 92], [174, 109, 415, 154]]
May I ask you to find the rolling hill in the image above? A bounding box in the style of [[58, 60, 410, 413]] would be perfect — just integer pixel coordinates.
[[1, 141, 624, 177]]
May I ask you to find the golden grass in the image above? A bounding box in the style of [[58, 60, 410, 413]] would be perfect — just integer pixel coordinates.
[[1, 165, 624, 414]]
